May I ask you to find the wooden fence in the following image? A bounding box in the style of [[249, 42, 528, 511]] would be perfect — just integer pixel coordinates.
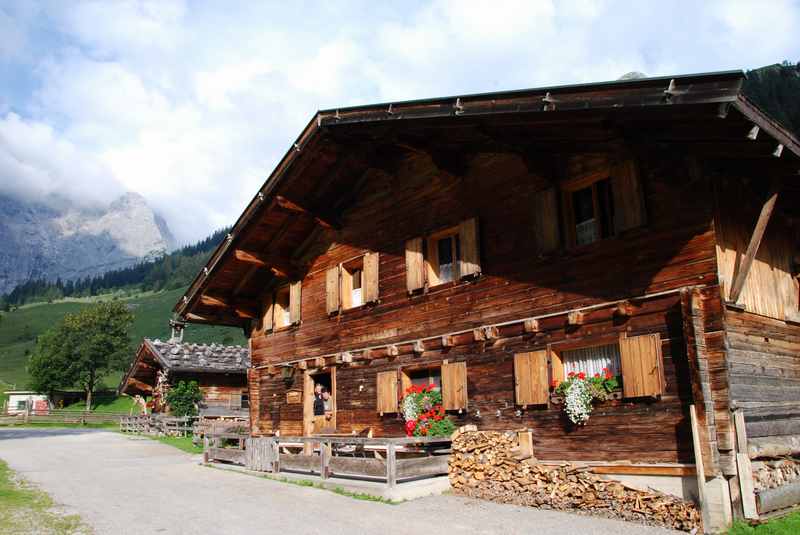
[[0, 409, 127, 425], [119, 415, 196, 436], [204, 433, 451, 487]]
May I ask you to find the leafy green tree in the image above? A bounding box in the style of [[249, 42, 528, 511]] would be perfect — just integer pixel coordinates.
[[164, 380, 203, 416], [28, 302, 134, 409]]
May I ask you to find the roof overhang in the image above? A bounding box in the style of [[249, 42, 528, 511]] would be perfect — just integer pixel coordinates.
[[173, 70, 800, 327]]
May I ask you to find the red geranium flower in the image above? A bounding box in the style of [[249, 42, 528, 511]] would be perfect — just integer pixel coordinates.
[[405, 420, 417, 436], [578, 372, 586, 380], [551, 379, 558, 388], [568, 371, 575, 378], [594, 373, 601, 378]]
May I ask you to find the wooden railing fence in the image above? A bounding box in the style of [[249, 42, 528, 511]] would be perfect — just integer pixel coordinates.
[[0, 409, 127, 425], [204, 433, 451, 487]]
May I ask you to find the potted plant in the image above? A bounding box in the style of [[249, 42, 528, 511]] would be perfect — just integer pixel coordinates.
[[552, 368, 622, 425], [400, 384, 456, 437]]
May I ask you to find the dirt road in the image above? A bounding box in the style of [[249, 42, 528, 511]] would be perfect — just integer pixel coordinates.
[[0, 428, 681, 534]]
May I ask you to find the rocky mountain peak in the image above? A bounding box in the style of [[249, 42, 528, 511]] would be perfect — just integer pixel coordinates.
[[0, 192, 176, 295]]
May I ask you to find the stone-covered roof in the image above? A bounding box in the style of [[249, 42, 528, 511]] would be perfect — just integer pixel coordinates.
[[145, 338, 250, 373]]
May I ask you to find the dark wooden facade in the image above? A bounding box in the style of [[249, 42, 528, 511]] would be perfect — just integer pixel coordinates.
[[175, 71, 800, 484]]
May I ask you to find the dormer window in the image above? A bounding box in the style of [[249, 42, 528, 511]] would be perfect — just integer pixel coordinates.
[[274, 285, 291, 328], [567, 177, 614, 247]]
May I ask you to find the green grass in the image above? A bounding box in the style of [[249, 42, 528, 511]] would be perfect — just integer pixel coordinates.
[[729, 512, 800, 535], [150, 435, 203, 454], [0, 459, 89, 534], [0, 287, 245, 389], [63, 394, 137, 413]]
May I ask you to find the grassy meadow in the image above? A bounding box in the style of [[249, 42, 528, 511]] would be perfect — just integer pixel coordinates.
[[0, 288, 245, 394]]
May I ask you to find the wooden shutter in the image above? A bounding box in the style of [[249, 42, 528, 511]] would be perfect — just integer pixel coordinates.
[[325, 266, 340, 314], [289, 281, 302, 325], [514, 351, 549, 406], [262, 293, 274, 332], [376, 370, 397, 415], [549, 347, 564, 386], [363, 252, 379, 303], [533, 187, 560, 253], [619, 333, 664, 398], [442, 360, 468, 411], [229, 392, 242, 409], [611, 158, 646, 233], [400, 370, 411, 397], [459, 217, 481, 278], [405, 237, 425, 292]]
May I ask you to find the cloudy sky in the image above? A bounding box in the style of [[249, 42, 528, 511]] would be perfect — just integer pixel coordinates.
[[1, 0, 798, 244]]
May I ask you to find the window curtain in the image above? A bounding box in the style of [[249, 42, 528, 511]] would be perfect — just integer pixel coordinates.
[[561, 344, 621, 377]]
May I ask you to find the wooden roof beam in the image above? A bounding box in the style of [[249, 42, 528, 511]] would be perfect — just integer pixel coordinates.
[[199, 294, 258, 319], [728, 178, 782, 303], [274, 195, 341, 230], [233, 249, 297, 279], [125, 377, 154, 394]]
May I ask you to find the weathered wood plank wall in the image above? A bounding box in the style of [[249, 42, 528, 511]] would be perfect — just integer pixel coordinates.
[[247, 149, 724, 464]]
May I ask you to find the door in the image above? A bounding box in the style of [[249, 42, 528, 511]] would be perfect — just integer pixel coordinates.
[[303, 368, 337, 435]]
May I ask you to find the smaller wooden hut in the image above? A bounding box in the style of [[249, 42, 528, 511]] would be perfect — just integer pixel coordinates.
[[119, 338, 250, 417]]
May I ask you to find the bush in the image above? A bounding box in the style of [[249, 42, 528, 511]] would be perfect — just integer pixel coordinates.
[[164, 380, 203, 416]]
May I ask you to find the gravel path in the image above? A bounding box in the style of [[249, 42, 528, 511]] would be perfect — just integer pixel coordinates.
[[0, 428, 681, 535]]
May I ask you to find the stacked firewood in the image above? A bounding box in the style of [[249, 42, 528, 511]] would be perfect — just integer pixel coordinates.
[[752, 458, 800, 491], [449, 428, 701, 533]]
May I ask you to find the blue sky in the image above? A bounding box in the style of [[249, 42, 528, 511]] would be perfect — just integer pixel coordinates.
[[1, 0, 798, 244]]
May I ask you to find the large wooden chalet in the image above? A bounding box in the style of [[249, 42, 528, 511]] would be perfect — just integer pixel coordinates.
[[175, 71, 800, 526]]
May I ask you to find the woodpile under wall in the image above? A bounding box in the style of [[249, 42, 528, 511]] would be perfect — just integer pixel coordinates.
[[448, 428, 701, 533], [752, 458, 800, 492]]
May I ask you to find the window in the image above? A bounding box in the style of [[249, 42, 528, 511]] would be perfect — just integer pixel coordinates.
[[409, 368, 442, 391], [406, 217, 480, 292], [326, 252, 379, 314], [241, 392, 250, 409], [550, 334, 664, 399], [341, 258, 364, 310], [560, 343, 621, 378], [565, 177, 615, 246], [400, 360, 468, 411], [274, 285, 291, 328], [16, 400, 26, 410]]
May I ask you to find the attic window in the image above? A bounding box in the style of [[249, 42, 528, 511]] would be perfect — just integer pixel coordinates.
[[427, 228, 461, 286], [567, 178, 614, 246], [341, 258, 364, 310]]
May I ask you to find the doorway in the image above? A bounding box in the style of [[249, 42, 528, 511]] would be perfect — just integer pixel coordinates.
[[303, 368, 336, 435]]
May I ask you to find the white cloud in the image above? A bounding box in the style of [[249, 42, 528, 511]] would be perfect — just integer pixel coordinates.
[[0, 0, 798, 245]]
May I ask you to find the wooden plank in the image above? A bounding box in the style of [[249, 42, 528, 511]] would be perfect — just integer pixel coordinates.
[[376, 371, 398, 415], [279, 453, 318, 472], [442, 361, 467, 411], [363, 252, 380, 303], [325, 266, 340, 314], [737, 453, 758, 519], [386, 443, 397, 487], [514, 351, 548, 406], [532, 187, 560, 254], [458, 217, 481, 278], [690, 404, 712, 529], [728, 181, 780, 304], [757, 480, 800, 515], [396, 455, 449, 479], [611, 157, 646, 233], [329, 456, 386, 478], [289, 281, 302, 324], [619, 333, 664, 398], [405, 237, 425, 292]]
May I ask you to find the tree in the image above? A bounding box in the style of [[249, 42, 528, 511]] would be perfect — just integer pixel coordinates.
[[164, 381, 203, 416], [28, 302, 134, 409]]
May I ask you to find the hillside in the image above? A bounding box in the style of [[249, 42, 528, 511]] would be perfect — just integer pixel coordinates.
[[0, 288, 245, 390], [744, 62, 800, 138]]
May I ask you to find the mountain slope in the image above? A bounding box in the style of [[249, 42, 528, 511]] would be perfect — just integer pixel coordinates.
[[744, 61, 800, 138], [0, 192, 175, 295], [0, 288, 246, 389]]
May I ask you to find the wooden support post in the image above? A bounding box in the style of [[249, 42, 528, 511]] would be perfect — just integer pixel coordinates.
[[320, 440, 331, 479], [690, 405, 711, 529], [734, 409, 759, 519], [729, 180, 781, 303], [386, 442, 397, 488]]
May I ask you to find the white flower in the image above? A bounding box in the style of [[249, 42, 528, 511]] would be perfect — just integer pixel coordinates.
[[401, 395, 419, 422], [564, 378, 594, 425]]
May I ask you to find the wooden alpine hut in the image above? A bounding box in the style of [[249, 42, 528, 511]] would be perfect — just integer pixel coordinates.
[[174, 70, 800, 529]]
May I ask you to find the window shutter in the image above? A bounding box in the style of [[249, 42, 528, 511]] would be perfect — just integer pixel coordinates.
[[405, 237, 425, 292], [611, 158, 646, 233], [619, 333, 664, 398], [363, 252, 380, 303], [229, 392, 242, 409], [442, 360, 468, 411], [325, 266, 340, 314], [459, 217, 481, 278], [376, 370, 397, 415], [514, 351, 549, 406], [262, 293, 274, 332], [549, 348, 564, 386], [533, 188, 560, 253], [289, 281, 302, 325]]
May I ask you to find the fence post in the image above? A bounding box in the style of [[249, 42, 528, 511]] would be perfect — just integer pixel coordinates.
[[271, 438, 280, 474], [386, 442, 397, 488], [320, 440, 331, 479], [203, 436, 209, 463]]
